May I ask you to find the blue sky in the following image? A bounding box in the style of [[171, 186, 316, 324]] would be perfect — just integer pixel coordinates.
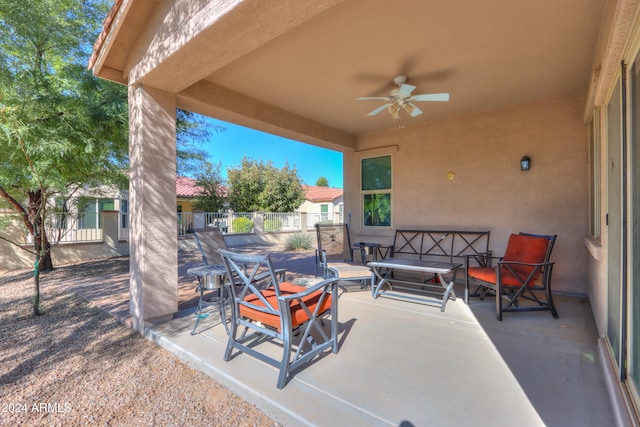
[[198, 118, 344, 188]]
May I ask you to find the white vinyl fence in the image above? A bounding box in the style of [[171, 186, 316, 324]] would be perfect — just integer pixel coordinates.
[[29, 211, 323, 244]]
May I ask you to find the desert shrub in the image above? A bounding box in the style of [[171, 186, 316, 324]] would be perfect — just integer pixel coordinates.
[[232, 217, 254, 233], [285, 233, 313, 251]]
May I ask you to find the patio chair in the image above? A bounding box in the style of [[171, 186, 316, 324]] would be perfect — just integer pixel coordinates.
[[465, 232, 558, 321], [220, 249, 340, 389], [193, 227, 228, 266], [315, 223, 372, 284], [189, 227, 232, 334], [190, 228, 286, 334]]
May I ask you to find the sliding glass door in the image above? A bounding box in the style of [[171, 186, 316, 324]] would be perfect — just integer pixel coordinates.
[[607, 74, 624, 367]]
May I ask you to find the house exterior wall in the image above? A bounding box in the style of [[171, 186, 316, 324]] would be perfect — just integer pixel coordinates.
[[298, 196, 343, 221], [345, 92, 589, 296], [177, 199, 196, 212]]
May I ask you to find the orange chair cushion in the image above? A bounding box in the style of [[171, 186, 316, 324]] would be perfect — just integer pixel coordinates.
[[468, 266, 531, 287], [239, 283, 333, 331], [468, 234, 550, 288], [503, 234, 549, 279]]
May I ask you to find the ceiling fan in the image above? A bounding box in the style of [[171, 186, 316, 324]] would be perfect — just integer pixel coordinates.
[[356, 75, 449, 126]]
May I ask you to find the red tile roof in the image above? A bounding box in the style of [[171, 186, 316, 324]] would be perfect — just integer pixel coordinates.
[[176, 176, 203, 198], [88, 0, 122, 70], [304, 186, 343, 203], [176, 176, 228, 198], [177, 179, 340, 201]]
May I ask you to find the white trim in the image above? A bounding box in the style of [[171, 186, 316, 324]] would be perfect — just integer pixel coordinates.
[[598, 337, 638, 427]]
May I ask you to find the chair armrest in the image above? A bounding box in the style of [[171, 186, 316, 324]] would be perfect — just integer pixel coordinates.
[[277, 277, 339, 302], [496, 260, 555, 287], [496, 260, 554, 268], [464, 252, 498, 268]]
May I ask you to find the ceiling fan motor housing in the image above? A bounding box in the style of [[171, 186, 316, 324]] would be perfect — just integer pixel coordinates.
[[393, 75, 408, 86], [356, 75, 449, 121]]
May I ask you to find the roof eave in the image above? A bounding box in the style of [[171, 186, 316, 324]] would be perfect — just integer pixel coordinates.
[[88, 0, 128, 85]]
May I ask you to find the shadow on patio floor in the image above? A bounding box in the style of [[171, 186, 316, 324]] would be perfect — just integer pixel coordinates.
[[57, 245, 615, 426]]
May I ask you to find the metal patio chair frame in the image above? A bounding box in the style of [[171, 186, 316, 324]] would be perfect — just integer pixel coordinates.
[[220, 249, 339, 389], [465, 232, 558, 321]]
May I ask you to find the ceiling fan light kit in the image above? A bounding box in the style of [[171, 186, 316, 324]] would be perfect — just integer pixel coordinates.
[[357, 75, 449, 128]]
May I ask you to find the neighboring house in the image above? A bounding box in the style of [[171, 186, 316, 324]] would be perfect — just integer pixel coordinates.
[[177, 179, 343, 221], [176, 176, 202, 214], [56, 185, 128, 237], [299, 185, 343, 224], [89, 2, 640, 419]]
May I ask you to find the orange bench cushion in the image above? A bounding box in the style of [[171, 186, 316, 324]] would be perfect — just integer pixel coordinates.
[[239, 282, 332, 331]]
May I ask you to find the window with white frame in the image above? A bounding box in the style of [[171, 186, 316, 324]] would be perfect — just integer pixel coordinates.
[[320, 204, 329, 221], [361, 155, 392, 227]]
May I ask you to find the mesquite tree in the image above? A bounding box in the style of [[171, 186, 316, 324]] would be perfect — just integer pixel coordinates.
[[0, 0, 212, 314]]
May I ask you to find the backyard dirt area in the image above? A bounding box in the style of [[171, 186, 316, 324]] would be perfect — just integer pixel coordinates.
[[0, 255, 277, 427]]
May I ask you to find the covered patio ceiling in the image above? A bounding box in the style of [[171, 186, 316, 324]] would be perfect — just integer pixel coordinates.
[[91, 0, 606, 149]]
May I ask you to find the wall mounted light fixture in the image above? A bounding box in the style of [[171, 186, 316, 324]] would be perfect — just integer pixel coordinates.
[[520, 156, 531, 171]]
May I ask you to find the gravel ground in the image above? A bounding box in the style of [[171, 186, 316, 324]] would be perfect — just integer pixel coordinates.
[[0, 258, 277, 427]]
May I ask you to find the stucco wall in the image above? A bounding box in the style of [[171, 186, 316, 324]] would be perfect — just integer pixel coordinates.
[[344, 92, 589, 296], [0, 211, 129, 272]]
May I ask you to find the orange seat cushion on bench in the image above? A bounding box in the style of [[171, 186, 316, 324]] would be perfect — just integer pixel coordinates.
[[239, 283, 332, 331]]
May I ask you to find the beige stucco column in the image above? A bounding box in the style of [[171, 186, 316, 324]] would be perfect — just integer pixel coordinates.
[[128, 84, 178, 332]]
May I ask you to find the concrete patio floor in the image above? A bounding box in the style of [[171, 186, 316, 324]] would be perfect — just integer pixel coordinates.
[[70, 246, 615, 426]]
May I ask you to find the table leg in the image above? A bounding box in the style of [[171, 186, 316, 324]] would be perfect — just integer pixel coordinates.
[[371, 267, 392, 299], [218, 284, 230, 335], [438, 272, 457, 312], [191, 279, 210, 335]]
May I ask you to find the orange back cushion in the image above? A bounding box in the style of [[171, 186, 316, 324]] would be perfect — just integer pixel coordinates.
[[503, 234, 550, 281]]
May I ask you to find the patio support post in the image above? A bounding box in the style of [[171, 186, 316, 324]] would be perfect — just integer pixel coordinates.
[[128, 84, 178, 332]]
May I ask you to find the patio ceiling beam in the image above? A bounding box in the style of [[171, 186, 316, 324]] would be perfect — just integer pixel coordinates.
[[130, 0, 342, 93], [177, 80, 357, 152]]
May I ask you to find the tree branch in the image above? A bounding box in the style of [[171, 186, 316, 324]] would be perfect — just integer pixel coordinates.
[[0, 185, 33, 234], [0, 233, 36, 256]]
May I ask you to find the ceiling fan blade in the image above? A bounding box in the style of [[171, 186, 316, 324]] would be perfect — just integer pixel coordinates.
[[357, 96, 392, 101], [398, 83, 416, 97], [411, 93, 450, 102], [367, 103, 392, 116], [406, 102, 423, 117]]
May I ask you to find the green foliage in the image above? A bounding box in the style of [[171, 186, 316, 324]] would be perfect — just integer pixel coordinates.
[[232, 217, 253, 233], [263, 218, 282, 232], [363, 193, 391, 226], [0, 0, 214, 244], [227, 157, 305, 212], [316, 176, 329, 187], [285, 233, 313, 251], [176, 112, 224, 176], [193, 161, 226, 212], [0, 0, 218, 314], [0, 0, 129, 194]]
